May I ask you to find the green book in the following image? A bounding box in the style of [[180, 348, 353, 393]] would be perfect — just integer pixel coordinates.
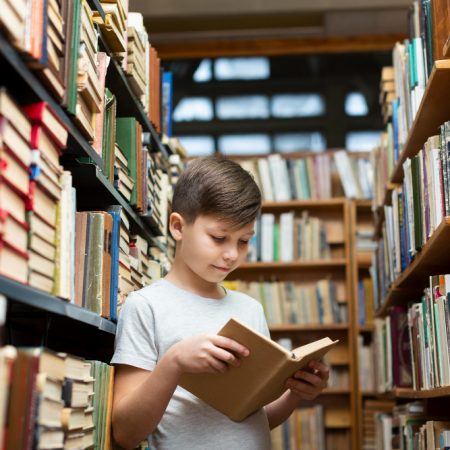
[[116, 117, 137, 206], [102, 89, 117, 182], [298, 159, 311, 199], [273, 223, 280, 262], [410, 155, 423, 251]]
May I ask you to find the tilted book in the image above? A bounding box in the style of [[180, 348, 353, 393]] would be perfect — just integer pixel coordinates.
[[179, 318, 338, 422]]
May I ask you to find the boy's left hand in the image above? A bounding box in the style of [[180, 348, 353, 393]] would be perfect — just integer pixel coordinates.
[[285, 360, 329, 401]]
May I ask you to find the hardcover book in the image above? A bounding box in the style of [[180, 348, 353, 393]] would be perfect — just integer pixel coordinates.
[[179, 318, 338, 422]]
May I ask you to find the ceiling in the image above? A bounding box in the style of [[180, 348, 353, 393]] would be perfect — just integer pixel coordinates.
[[129, 0, 410, 58]]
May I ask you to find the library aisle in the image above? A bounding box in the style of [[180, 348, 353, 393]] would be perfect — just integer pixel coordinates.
[[1, 0, 450, 449]]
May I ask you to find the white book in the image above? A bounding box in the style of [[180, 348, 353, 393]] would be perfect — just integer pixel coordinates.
[[279, 212, 294, 262], [260, 213, 274, 262], [431, 147, 444, 228], [402, 158, 416, 256], [257, 159, 274, 201], [333, 150, 361, 198], [268, 154, 291, 202]]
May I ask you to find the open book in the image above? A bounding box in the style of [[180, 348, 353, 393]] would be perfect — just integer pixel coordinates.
[[179, 318, 338, 422]]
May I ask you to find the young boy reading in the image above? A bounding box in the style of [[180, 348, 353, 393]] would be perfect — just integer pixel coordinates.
[[111, 157, 330, 449]]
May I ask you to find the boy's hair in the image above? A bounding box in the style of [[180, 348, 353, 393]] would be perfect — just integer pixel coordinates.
[[172, 156, 261, 227]]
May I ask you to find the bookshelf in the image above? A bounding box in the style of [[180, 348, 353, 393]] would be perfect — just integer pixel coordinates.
[[389, 59, 450, 183], [350, 199, 377, 450], [367, 1, 450, 446], [227, 197, 359, 450], [0, 1, 179, 448]]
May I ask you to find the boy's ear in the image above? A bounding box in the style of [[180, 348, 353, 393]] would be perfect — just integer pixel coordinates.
[[169, 212, 185, 241]]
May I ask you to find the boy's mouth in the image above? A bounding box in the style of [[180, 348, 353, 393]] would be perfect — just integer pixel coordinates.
[[212, 265, 232, 273]]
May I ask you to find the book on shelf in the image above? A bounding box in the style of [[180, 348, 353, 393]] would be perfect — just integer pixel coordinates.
[[179, 318, 338, 422]]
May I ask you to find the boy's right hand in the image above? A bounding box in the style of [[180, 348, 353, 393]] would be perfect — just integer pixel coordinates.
[[168, 334, 250, 376]]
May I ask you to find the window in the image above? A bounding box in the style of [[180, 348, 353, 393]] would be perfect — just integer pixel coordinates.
[[178, 136, 215, 156], [271, 94, 325, 118], [218, 134, 271, 155], [346, 131, 381, 151], [193, 59, 212, 83], [345, 92, 369, 116], [274, 132, 326, 153], [214, 57, 270, 80], [216, 96, 270, 120], [173, 97, 213, 122]]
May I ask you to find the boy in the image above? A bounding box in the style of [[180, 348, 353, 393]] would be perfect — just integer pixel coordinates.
[[111, 157, 329, 449]]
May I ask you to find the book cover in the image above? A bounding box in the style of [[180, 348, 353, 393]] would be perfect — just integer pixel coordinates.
[[179, 318, 338, 422]]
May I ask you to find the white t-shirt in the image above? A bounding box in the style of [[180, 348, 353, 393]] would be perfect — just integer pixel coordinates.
[[111, 278, 272, 450]]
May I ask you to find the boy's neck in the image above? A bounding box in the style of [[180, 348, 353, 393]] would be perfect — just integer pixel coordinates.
[[165, 259, 225, 300]]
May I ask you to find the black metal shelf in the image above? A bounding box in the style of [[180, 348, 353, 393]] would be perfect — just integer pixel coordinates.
[[0, 30, 165, 241], [67, 163, 163, 240], [97, 33, 169, 160], [0, 275, 116, 334]]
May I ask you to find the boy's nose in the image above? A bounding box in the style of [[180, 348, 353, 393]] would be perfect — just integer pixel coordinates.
[[223, 246, 238, 261]]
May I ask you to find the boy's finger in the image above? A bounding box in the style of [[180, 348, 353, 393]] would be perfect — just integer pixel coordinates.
[[213, 335, 250, 357], [307, 360, 330, 380], [211, 346, 241, 367]]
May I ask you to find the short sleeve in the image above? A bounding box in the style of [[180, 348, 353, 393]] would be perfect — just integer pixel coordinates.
[[110, 292, 158, 371], [256, 302, 271, 339]]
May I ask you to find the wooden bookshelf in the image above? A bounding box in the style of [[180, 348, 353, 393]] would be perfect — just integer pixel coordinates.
[[395, 386, 450, 399], [262, 198, 347, 210], [376, 217, 450, 316], [390, 59, 450, 183], [270, 324, 349, 332], [237, 259, 348, 270]]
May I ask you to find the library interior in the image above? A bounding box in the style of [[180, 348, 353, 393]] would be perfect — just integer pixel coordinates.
[[1, 0, 450, 449]]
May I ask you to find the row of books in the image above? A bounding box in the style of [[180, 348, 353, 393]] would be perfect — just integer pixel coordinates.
[[0, 345, 113, 450], [372, 274, 450, 393], [361, 399, 396, 450], [224, 280, 347, 326], [408, 274, 450, 391], [271, 405, 325, 450], [0, 89, 70, 294], [0, 1, 174, 140], [248, 212, 333, 263], [373, 401, 450, 450], [239, 151, 373, 203]]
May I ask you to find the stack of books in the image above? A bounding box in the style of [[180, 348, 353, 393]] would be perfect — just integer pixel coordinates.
[[0, 90, 32, 284], [148, 46, 161, 132], [23, 101, 70, 296], [249, 211, 332, 263], [93, 0, 128, 54], [74, 211, 114, 317], [0, 0, 27, 51], [39, 0, 66, 101], [75, 1, 103, 142], [60, 353, 95, 448], [379, 66, 395, 124], [114, 143, 135, 202], [118, 210, 133, 311], [126, 12, 149, 104], [225, 279, 346, 326]]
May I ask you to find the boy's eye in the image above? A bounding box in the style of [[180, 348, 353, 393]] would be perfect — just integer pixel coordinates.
[[239, 240, 249, 245], [211, 236, 225, 242]]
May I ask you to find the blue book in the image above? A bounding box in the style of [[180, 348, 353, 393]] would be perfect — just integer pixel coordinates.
[[162, 72, 173, 137], [107, 205, 122, 322]]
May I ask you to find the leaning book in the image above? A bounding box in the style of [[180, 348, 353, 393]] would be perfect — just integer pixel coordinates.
[[179, 318, 338, 422]]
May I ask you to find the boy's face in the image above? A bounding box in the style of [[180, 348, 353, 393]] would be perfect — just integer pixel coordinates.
[[172, 214, 255, 283]]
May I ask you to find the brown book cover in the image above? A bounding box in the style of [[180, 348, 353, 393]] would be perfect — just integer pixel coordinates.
[[179, 318, 338, 422]]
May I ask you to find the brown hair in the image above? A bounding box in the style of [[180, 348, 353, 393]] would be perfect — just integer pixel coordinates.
[[172, 156, 261, 227]]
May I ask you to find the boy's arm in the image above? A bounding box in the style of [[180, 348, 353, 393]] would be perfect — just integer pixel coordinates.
[[264, 360, 329, 429], [112, 334, 249, 449]]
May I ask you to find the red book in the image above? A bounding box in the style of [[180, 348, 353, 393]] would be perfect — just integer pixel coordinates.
[[23, 102, 68, 149], [30, 125, 61, 171]]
